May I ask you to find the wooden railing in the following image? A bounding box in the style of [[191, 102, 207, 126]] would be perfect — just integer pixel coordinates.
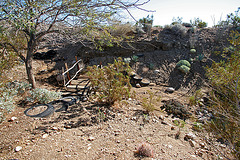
[[62, 56, 84, 87]]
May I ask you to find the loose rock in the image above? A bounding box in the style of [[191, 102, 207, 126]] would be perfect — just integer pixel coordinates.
[[15, 146, 22, 152], [10, 117, 17, 121], [184, 132, 196, 141], [166, 87, 175, 93], [136, 83, 141, 88]]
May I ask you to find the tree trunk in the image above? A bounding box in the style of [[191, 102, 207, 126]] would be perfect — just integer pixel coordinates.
[[26, 47, 36, 89]]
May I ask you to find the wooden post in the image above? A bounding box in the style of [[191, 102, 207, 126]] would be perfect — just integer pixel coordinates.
[[62, 67, 66, 88], [65, 63, 71, 85], [75, 56, 80, 71]]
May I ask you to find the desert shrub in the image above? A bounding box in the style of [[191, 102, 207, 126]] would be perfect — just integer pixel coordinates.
[[170, 24, 187, 37], [138, 15, 153, 30], [205, 30, 240, 159], [27, 88, 62, 104], [142, 90, 161, 113], [172, 16, 183, 25], [227, 7, 240, 27], [110, 23, 134, 37], [0, 81, 31, 122], [189, 89, 204, 106], [87, 57, 132, 105], [190, 18, 207, 28], [0, 81, 63, 122]]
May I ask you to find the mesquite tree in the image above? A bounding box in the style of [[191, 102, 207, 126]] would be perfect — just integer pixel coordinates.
[[0, 0, 150, 88]]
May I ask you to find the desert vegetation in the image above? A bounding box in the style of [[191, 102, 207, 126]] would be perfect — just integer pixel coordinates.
[[0, 1, 240, 159]]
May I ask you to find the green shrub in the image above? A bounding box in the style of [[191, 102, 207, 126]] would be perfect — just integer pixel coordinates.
[[142, 90, 161, 113], [227, 7, 240, 27], [171, 24, 187, 37], [205, 30, 240, 159], [87, 57, 132, 105], [190, 18, 207, 28], [27, 88, 62, 104], [0, 81, 31, 122], [189, 89, 203, 106]]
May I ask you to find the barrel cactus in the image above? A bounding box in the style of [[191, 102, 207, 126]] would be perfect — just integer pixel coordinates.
[[190, 49, 196, 54], [176, 60, 191, 74]]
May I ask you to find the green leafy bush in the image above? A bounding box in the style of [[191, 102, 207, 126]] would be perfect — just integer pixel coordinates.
[[227, 7, 240, 27], [205, 30, 240, 159], [27, 88, 62, 104], [87, 57, 132, 105], [190, 18, 207, 28], [189, 89, 204, 106], [0, 81, 31, 122]]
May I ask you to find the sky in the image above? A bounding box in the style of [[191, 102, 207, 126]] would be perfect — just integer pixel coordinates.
[[124, 0, 240, 27]]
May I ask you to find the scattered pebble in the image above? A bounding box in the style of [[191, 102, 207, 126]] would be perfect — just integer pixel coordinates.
[[184, 132, 196, 141], [42, 134, 48, 139], [166, 87, 175, 93], [88, 136, 95, 141], [10, 117, 17, 121], [136, 83, 141, 88], [52, 127, 58, 130], [161, 120, 168, 125], [189, 140, 196, 147], [15, 146, 22, 152], [159, 115, 164, 120], [154, 70, 160, 74]]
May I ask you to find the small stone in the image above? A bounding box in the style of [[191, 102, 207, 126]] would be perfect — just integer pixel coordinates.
[[184, 132, 196, 141], [131, 117, 137, 121], [87, 146, 91, 150], [15, 146, 22, 152], [161, 120, 168, 125], [82, 97, 88, 102], [116, 140, 120, 143], [128, 98, 132, 101], [64, 125, 71, 129], [52, 127, 58, 130], [170, 125, 175, 130], [154, 70, 160, 74], [199, 142, 205, 148], [189, 140, 196, 147], [149, 83, 155, 86], [88, 136, 95, 141], [136, 83, 141, 88], [10, 117, 17, 121], [159, 115, 164, 120], [42, 134, 48, 139], [166, 87, 175, 93], [195, 150, 203, 157], [168, 144, 173, 149], [219, 144, 226, 148]]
